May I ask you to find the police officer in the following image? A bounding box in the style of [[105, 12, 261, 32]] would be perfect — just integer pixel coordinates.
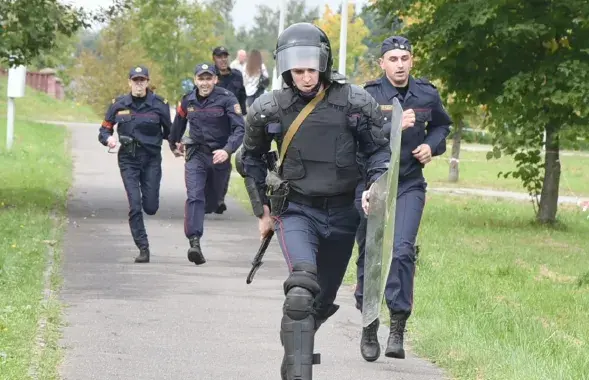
[[98, 65, 172, 263], [169, 63, 244, 265], [212, 46, 248, 214], [355, 36, 452, 362], [236, 23, 390, 380]]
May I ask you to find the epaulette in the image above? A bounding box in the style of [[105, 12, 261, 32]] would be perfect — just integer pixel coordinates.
[[415, 77, 437, 89], [111, 94, 125, 104], [153, 93, 168, 104], [362, 79, 379, 88]]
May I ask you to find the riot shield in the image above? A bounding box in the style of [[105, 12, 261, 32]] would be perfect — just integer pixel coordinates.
[[362, 97, 403, 328]]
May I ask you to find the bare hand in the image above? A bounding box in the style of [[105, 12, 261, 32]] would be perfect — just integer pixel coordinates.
[[412, 143, 432, 164], [106, 136, 117, 149], [175, 142, 185, 153], [258, 205, 273, 241], [402, 109, 415, 130], [361, 184, 373, 215], [172, 149, 183, 157], [212, 149, 229, 164]]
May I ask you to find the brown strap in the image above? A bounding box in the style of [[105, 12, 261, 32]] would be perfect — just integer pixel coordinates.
[[279, 90, 326, 166]]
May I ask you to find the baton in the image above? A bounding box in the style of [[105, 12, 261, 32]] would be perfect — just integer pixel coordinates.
[[246, 230, 274, 284]]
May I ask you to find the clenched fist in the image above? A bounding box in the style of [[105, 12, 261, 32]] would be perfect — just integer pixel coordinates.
[[402, 109, 415, 130]]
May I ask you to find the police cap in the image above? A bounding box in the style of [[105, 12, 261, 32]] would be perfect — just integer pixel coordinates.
[[381, 36, 412, 56], [212, 46, 229, 56], [194, 63, 216, 76], [129, 65, 149, 79]]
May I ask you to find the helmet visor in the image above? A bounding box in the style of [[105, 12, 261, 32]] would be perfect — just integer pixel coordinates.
[[276, 45, 328, 75]]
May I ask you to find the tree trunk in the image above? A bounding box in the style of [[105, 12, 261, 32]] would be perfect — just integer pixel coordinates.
[[448, 120, 463, 183], [537, 123, 561, 224]]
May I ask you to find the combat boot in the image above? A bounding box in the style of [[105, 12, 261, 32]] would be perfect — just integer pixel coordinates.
[[360, 318, 381, 362], [385, 313, 407, 359], [134, 247, 150, 263], [187, 236, 206, 265], [215, 202, 227, 214]]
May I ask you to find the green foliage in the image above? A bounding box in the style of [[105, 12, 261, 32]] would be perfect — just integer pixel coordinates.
[[373, 0, 589, 222], [133, 0, 222, 101], [0, 0, 88, 67]]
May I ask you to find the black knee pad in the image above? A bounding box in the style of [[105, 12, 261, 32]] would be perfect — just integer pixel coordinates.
[[283, 262, 320, 296]]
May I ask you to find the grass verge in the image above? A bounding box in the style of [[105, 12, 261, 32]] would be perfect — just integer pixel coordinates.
[[0, 118, 72, 380], [0, 75, 99, 123], [424, 149, 589, 198], [227, 168, 589, 380]]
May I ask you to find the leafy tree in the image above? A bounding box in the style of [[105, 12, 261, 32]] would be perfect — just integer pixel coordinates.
[[242, 0, 320, 79], [71, 14, 165, 115], [373, 0, 589, 223], [314, 4, 370, 78], [133, 0, 222, 101], [0, 0, 88, 67]]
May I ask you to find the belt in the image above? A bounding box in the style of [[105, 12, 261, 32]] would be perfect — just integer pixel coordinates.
[[286, 190, 354, 210]]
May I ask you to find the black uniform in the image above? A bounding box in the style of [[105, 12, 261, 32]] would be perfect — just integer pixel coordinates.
[[98, 66, 171, 263], [212, 46, 248, 212], [168, 63, 244, 265], [236, 23, 390, 380], [354, 36, 452, 362]]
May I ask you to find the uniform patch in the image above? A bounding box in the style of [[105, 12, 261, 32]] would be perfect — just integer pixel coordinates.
[[234, 104, 242, 115], [117, 109, 130, 115], [380, 105, 394, 111], [187, 106, 195, 112], [111, 98, 116, 104]]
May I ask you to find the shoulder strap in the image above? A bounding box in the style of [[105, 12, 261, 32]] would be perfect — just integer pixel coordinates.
[[279, 89, 326, 166]]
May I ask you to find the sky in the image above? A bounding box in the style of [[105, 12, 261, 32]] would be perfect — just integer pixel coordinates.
[[64, 0, 369, 30]]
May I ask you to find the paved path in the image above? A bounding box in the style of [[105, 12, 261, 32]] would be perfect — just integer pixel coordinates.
[[58, 123, 446, 379]]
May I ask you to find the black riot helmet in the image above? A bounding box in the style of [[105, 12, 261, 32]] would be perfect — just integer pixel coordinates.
[[274, 23, 333, 87]]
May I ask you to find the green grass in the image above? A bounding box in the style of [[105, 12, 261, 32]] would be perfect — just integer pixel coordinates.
[[0, 118, 72, 380], [227, 170, 589, 380], [424, 149, 589, 197], [0, 75, 100, 123]]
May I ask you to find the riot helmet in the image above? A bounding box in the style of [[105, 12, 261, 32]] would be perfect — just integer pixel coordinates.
[[274, 23, 333, 87]]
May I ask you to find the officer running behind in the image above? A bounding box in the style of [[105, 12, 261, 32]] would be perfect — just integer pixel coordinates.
[[212, 46, 248, 214], [98, 65, 172, 263], [168, 63, 244, 265], [355, 36, 452, 362], [236, 23, 391, 380]]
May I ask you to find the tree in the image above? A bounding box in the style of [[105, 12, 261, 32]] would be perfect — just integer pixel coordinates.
[[133, 0, 222, 101], [72, 14, 165, 116], [314, 4, 370, 78], [0, 0, 88, 67], [242, 0, 320, 79], [373, 0, 589, 223]]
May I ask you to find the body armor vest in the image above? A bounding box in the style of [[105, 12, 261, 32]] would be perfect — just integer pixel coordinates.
[[276, 83, 360, 197]]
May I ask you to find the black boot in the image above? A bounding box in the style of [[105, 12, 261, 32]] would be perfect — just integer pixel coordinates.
[[385, 313, 407, 359], [134, 247, 150, 263], [360, 318, 381, 362], [215, 202, 227, 214], [187, 236, 206, 265]]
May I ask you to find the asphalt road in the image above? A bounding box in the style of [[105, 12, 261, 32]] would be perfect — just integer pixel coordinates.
[[57, 122, 446, 379]]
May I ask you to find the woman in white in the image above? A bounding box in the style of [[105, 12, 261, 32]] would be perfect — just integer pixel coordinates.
[[243, 49, 270, 108]]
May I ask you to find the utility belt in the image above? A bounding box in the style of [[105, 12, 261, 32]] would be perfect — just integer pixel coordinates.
[[286, 189, 355, 210], [118, 135, 142, 157], [182, 136, 212, 161]]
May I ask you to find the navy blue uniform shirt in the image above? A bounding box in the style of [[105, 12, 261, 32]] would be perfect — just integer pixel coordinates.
[[362, 75, 452, 180], [216, 68, 247, 116], [98, 91, 171, 155], [169, 86, 245, 154]]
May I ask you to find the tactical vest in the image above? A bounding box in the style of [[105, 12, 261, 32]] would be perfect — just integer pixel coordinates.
[[114, 95, 164, 155], [276, 83, 361, 197]]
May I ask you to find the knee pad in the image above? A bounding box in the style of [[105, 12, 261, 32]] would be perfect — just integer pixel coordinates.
[[283, 263, 320, 320]]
